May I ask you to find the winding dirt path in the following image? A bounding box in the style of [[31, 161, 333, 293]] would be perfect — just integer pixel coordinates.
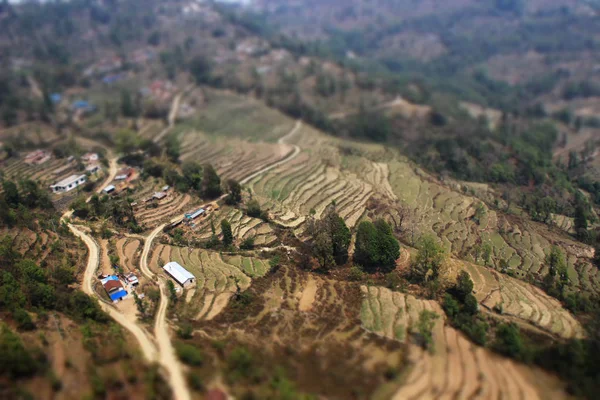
[[240, 120, 302, 185], [140, 223, 191, 400], [68, 224, 158, 362], [97, 157, 119, 193]]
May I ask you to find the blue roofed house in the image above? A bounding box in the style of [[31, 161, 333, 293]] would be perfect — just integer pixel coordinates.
[[71, 100, 97, 114], [101, 275, 128, 302], [50, 93, 62, 104], [163, 261, 195, 287]]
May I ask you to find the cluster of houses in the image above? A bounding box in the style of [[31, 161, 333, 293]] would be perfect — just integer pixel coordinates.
[[49, 152, 102, 194], [140, 80, 175, 103], [100, 272, 140, 303], [24, 150, 51, 165], [99, 260, 194, 305]]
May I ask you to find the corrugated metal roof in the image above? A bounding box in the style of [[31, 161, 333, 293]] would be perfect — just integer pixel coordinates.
[[163, 261, 194, 285], [109, 289, 127, 301]]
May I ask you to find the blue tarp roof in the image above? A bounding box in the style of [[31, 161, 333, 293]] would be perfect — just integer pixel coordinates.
[[109, 289, 127, 301], [50, 93, 62, 104]]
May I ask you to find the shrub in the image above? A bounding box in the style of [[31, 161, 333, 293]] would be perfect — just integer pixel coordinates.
[[13, 309, 35, 331], [354, 220, 400, 272], [347, 265, 364, 281], [175, 342, 203, 366], [240, 236, 255, 250], [0, 324, 39, 378]]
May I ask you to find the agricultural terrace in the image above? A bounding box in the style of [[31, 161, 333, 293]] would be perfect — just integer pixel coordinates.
[[329, 137, 598, 295], [0, 226, 61, 262], [361, 286, 567, 400], [188, 206, 277, 247], [136, 119, 167, 142], [173, 88, 296, 143], [178, 130, 293, 181], [116, 237, 142, 273], [1, 156, 76, 189], [455, 259, 584, 339], [385, 158, 597, 293], [149, 244, 269, 320], [200, 267, 404, 399], [0, 122, 65, 148], [246, 126, 374, 232], [127, 180, 200, 229]]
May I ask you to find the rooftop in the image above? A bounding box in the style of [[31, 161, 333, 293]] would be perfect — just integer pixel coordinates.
[[163, 261, 194, 285], [51, 174, 86, 188]]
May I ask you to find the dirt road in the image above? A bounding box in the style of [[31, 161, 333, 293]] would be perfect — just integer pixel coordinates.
[[139, 223, 191, 400], [155, 278, 191, 400], [96, 157, 119, 194], [240, 120, 302, 185], [68, 224, 158, 362], [154, 84, 195, 144]]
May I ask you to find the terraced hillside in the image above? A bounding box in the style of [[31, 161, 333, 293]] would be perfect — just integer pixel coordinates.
[[361, 286, 567, 399], [175, 89, 296, 143], [116, 237, 142, 273], [245, 125, 374, 233], [457, 260, 584, 339], [189, 206, 276, 246], [1, 156, 77, 189], [198, 267, 404, 399], [127, 182, 199, 229], [149, 244, 267, 320], [179, 129, 293, 181]]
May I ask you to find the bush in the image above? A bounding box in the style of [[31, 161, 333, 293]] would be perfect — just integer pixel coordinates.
[[347, 265, 364, 281], [493, 323, 527, 361], [175, 342, 203, 366], [354, 220, 400, 272], [240, 236, 255, 250], [0, 324, 39, 378], [13, 309, 35, 331]]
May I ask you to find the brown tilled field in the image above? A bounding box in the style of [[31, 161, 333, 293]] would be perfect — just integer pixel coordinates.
[[191, 266, 405, 399], [361, 286, 568, 400]]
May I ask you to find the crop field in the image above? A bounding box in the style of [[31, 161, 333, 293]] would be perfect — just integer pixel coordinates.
[[247, 141, 374, 231], [375, 158, 599, 295], [175, 89, 295, 143], [1, 156, 76, 189], [0, 122, 64, 147], [189, 206, 277, 247], [455, 260, 584, 339], [116, 238, 142, 273], [361, 286, 567, 399], [199, 266, 404, 399], [149, 244, 265, 320], [179, 129, 293, 181], [127, 182, 199, 229], [0, 226, 57, 261]]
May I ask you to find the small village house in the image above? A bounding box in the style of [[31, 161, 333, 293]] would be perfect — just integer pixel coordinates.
[[163, 261, 195, 287], [101, 275, 128, 302], [50, 174, 87, 194]]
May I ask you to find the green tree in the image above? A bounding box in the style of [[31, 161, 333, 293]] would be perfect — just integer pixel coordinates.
[[482, 242, 493, 266], [455, 271, 474, 301], [494, 323, 525, 360], [189, 56, 213, 85], [221, 220, 233, 247], [354, 219, 400, 272], [0, 324, 38, 378], [225, 179, 242, 205], [167, 280, 177, 304], [115, 129, 139, 155], [416, 310, 438, 352], [166, 133, 180, 163], [411, 236, 446, 283], [202, 164, 221, 199], [2, 181, 20, 208]]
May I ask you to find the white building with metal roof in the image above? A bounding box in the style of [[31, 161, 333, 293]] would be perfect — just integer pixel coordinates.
[[163, 261, 195, 287], [50, 174, 87, 193]]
